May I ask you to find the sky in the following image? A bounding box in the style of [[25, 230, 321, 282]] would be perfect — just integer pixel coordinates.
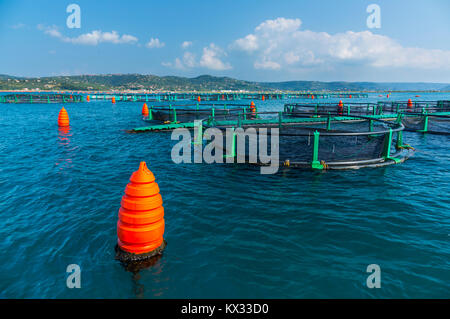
[[1, 0, 450, 82]]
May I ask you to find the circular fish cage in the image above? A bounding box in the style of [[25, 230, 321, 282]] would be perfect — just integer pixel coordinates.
[[0, 93, 84, 104], [284, 102, 382, 117], [400, 112, 450, 135], [202, 111, 413, 170], [284, 100, 450, 119], [145, 103, 255, 123], [377, 100, 450, 113]]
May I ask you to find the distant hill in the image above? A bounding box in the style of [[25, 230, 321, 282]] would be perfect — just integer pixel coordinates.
[[0, 73, 448, 92], [260, 81, 450, 91]]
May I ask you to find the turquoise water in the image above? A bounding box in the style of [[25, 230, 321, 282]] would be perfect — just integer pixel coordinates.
[[0, 93, 449, 298]]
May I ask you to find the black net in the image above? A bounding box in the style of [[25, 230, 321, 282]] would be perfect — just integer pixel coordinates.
[[378, 101, 450, 113], [0, 93, 83, 103], [318, 135, 385, 162], [285, 103, 379, 116], [206, 115, 403, 168], [150, 104, 253, 122], [402, 114, 450, 134], [152, 107, 252, 122]]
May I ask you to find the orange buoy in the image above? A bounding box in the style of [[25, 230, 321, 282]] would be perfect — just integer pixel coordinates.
[[86, 95, 90, 102], [349, 94, 352, 98], [407, 99, 413, 109], [116, 162, 166, 262], [311, 95, 315, 100], [338, 100, 344, 115], [387, 94, 390, 98], [197, 96, 201, 102], [58, 107, 70, 127], [142, 103, 149, 116], [250, 101, 256, 117], [262, 95, 265, 101], [112, 96, 116, 104]]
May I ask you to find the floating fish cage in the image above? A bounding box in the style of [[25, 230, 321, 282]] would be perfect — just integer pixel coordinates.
[[377, 100, 450, 113], [0, 93, 84, 104], [203, 111, 413, 170], [378, 100, 450, 134], [284, 102, 384, 117], [283, 101, 449, 117], [144, 103, 256, 123], [400, 112, 450, 135], [285, 93, 368, 99], [89, 92, 284, 102]]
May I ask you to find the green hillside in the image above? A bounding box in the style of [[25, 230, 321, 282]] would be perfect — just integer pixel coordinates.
[[0, 73, 448, 92]]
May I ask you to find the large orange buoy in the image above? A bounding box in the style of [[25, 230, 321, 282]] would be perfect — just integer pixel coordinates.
[[197, 96, 201, 102], [338, 100, 344, 115], [86, 95, 90, 102], [58, 107, 70, 127], [112, 96, 116, 104], [407, 99, 413, 109], [250, 101, 256, 112], [142, 103, 149, 116], [116, 162, 166, 262]]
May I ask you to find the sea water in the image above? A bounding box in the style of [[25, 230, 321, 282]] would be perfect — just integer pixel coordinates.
[[0, 92, 449, 298]]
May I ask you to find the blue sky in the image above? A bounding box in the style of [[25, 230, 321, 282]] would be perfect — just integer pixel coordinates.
[[1, 0, 450, 82]]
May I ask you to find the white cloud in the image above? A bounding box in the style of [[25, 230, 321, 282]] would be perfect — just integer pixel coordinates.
[[163, 44, 231, 71], [199, 44, 231, 70], [146, 38, 165, 49], [233, 17, 450, 71], [11, 23, 25, 29], [163, 52, 197, 70], [181, 41, 192, 49], [38, 25, 138, 45], [254, 59, 281, 70]]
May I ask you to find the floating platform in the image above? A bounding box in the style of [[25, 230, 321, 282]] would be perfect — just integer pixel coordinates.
[[132, 121, 196, 132]]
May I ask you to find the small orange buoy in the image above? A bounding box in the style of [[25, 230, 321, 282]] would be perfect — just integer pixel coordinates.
[[262, 95, 265, 101], [116, 162, 166, 262], [338, 100, 344, 115], [58, 107, 70, 127], [142, 103, 149, 116], [387, 94, 390, 98], [86, 95, 90, 102], [311, 95, 315, 100], [197, 96, 201, 102], [112, 96, 116, 104], [250, 101, 256, 117], [407, 99, 413, 109], [349, 94, 352, 98]]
